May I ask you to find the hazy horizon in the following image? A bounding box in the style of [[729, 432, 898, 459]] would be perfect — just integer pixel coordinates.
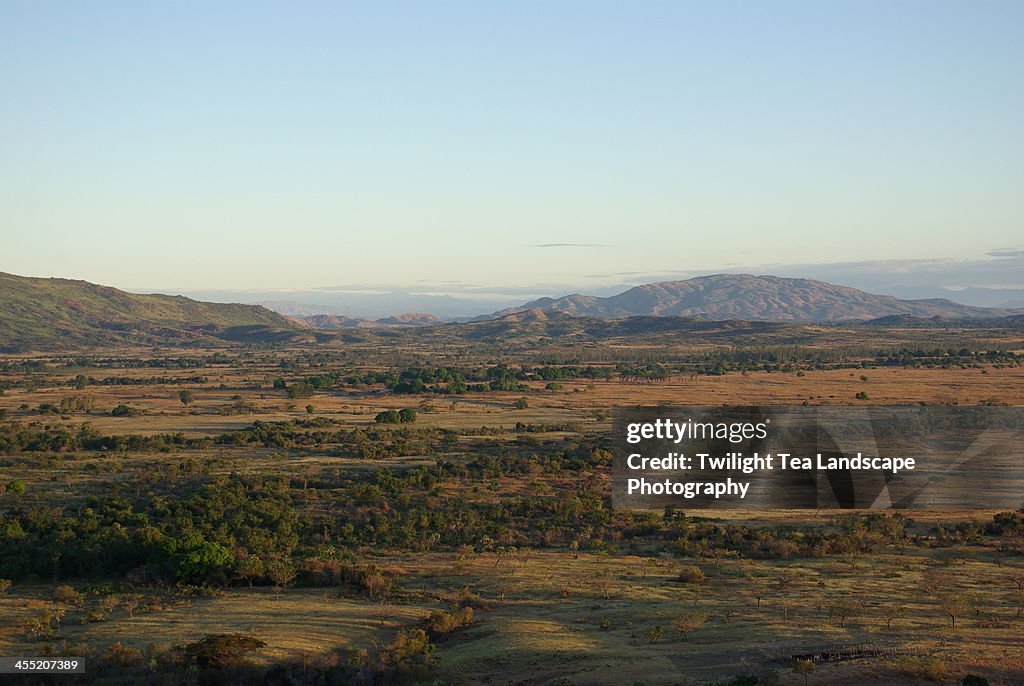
[[5, 245, 1024, 318]]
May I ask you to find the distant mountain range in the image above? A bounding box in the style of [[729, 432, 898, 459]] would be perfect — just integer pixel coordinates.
[[2, 271, 1021, 351], [299, 312, 441, 329], [0, 272, 307, 352], [254, 292, 520, 319], [487, 274, 1019, 322]]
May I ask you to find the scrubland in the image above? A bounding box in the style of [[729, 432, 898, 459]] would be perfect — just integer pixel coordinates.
[[1, 327, 1022, 684]]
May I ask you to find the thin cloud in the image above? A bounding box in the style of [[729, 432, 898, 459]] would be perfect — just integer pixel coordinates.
[[533, 243, 608, 248], [987, 247, 1024, 258]]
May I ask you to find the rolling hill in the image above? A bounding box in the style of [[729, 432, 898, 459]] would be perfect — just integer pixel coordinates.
[[492, 274, 1018, 322], [448, 308, 793, 343], [0, 272, 306, 351]]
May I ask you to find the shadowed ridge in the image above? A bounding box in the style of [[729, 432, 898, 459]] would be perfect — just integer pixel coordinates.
[[0, 271, 304, 351]]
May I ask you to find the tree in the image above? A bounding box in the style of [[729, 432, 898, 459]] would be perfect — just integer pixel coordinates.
[[398, 408, 417, 423], [882, 604, 906, 630], [183, 633, 266, 667], [673, 611, 709, 642], [265, 557, 296, 595], [99, 594, 119, 614], [720, 605, 739, 623], [1010, 573, 1024, 595], [375, 410, 401, 424], [178, 390, 195, 406], [922, 567, 951, 596], [793, 659, 815, 685], [111, 404, 141, 417], [49, 606, 67, 636], [827, 599, 860, 628], [158, 532, 235, 585], [28, 611, 56, 639], [494, 578, 515, 603], [374, 599, 394, 626], [362, 570, 393, 599], [593, 571, 617, 600], [774, 569, 800, 592], [53, 585, 84, 606], [122, 596, 139, 619], [513, 397, 529, 410], [235, 556, 265, 588], [287, 382, 315, 399], [940, 592, 970, 628], [382, 627, 434, 670]]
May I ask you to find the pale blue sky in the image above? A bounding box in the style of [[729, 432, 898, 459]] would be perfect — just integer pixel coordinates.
[[2, 1, 1022, 294]]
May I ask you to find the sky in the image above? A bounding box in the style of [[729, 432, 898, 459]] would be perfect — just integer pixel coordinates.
[[2, 1, 1022, 301]]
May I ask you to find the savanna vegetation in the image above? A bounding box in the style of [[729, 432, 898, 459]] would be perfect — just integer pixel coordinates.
[[1, 322, 1023, 684]]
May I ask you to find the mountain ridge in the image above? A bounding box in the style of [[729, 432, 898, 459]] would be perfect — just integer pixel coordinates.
[[0, 272, 306, 352], [3, 272, 1021, 350], [490, 274, 1018, 322]]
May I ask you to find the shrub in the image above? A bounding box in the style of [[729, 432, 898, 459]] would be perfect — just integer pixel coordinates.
[[359, 568, 396, 598], [424, 607, 473, 637], [182, 633, 266, 667], [286, 382, 315, 399], [398, 408, 417, 423], [673, 610, 709, 641], [675, 565, 705, 584], [382, 627, 434, 670], [794, 659, 815, 685], [53, 585, 84, 605], [81, 609, 106, 624], [375, 410, 401, 424]]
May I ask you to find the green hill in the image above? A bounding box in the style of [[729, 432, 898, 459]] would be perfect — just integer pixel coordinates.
[[0, 272, 307, 351]]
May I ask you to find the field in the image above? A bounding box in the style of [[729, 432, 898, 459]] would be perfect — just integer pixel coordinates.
[[1, 325, 1023, 685]]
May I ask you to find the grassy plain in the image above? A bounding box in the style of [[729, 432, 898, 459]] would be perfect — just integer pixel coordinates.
[[0, 324, 1022, 684]]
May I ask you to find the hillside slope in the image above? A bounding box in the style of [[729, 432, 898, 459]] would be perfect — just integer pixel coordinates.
[[496, 274, 1016, 321], [0, 272, 305, 351]]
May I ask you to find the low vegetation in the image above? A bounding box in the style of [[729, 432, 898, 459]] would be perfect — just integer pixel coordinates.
[[1, 322, 1022, 684]]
